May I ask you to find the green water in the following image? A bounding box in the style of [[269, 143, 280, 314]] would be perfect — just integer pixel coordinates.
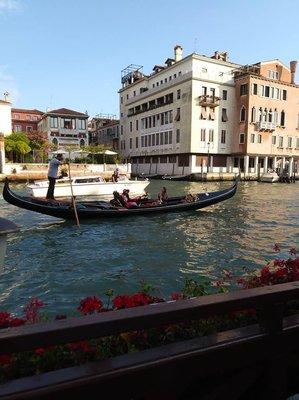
[[0, 180, 298, 316]]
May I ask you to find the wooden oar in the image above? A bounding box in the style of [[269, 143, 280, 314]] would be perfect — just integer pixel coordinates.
[[67, 162, 80, 228]]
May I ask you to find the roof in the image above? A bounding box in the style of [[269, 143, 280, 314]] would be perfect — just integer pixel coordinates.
[[0, 100, 11, 105], [12, 108, 44, 114], [46, 108, 88, 117]]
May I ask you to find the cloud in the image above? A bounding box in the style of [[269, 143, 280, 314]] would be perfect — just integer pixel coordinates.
[[0, 0, 21, 13]]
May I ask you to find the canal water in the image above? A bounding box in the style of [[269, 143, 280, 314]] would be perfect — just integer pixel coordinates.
[[0, 180, 298, 316]]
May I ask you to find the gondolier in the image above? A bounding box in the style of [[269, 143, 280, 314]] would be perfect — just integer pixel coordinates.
[[46, 154, 67, 200]]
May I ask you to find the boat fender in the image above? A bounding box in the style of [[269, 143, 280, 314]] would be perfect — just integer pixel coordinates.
[[205, 193, 210, 196]]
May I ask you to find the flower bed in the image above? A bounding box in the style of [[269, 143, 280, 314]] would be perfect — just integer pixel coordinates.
[[0, 245, 297, 384]]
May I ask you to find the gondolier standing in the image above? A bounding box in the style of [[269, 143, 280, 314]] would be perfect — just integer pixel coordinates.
[[46, 153, 67, 200]]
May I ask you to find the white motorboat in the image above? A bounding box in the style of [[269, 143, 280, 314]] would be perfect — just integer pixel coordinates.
[[260, 170, 280, 183], [27, 175, 150, 198]]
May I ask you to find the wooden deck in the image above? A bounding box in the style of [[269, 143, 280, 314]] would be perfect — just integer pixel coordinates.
[[1, 282, 299, 399]]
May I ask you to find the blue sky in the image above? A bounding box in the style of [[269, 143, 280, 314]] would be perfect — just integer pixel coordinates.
[[0, 0, 298, 117]]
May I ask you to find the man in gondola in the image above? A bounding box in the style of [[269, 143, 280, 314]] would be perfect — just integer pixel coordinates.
[[46, 153, 67, 200]]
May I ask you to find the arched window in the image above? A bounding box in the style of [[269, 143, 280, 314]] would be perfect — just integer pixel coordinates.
[[280, 110, 285, 127], [52, 138, 58, 146], [263, 108, 267, 122], [268, 108, 273, 123], [274, 108, 278, 125], [240, 106, 246, 122], [251, 107, 256, 123]]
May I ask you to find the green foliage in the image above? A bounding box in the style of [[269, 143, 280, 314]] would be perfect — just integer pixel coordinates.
[[5, 133, 31, 162]]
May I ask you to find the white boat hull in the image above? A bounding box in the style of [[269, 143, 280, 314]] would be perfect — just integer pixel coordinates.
[[260, 173, 280, 183], [28, 177, 150, 198]]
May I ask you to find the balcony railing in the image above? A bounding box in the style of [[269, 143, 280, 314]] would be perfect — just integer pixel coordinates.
[[198, 95, 221, 108], [256, 121, 276, 131]]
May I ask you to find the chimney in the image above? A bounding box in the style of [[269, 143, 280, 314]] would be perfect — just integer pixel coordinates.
[[174, 45, 183, 62], [290, 60, 297, 84]]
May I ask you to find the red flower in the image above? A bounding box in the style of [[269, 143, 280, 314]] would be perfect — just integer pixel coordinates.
[[35, 348, 45, 356], [9, 318, 26, 327], [78, 296, 103, 315], [24, 298, 44, 323], [171, 292, 184, 301], [0, 354, 12, 365], [273, 243, 281, 252], [68, 340, 91, 353], [0, 312, 11, 329]]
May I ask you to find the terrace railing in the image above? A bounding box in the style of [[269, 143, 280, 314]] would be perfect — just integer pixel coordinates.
[[1, 282, 299, 399]]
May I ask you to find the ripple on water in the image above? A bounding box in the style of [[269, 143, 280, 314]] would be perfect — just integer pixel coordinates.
[[0, 181, 298, 315]]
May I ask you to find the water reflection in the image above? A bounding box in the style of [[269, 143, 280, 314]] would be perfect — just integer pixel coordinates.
[[0, 180, 298, 315]]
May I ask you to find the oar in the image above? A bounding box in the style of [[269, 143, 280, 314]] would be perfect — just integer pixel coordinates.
[[67, 161, 80, 228]]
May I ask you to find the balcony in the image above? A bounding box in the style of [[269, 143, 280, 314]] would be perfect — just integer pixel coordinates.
[[198, 95, 221, 108], [256, 121, 276, 131]]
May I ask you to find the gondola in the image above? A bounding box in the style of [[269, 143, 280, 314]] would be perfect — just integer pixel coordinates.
[[2, 178, 238, 220]]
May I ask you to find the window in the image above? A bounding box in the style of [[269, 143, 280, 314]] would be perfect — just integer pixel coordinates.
[[160, 155, 168, 163], [164, 131, 168, 145], [296, 138, 299, 148], [222, 108, 228, 122], [169, 131, 172, 144], [152, 134, 155, 146], [209, 109, 215, 120], [252, 83, 258, 95], [156, 133, 159, 146], [264, 86, 270, 98], [280, 110, 285, 127], [141, 136, 144, 147], [239, 133, 245, 144], [176, 129, 180, 143], [78, 119, 86, 129], [282, 90, 287, 100], [26, 115, 31, 120], [258, 134, 262, 143], [50, 117, 58, 128], [200, 129, 206, 141], [209, 129, 214, 142], [148, 135, 151, 146], [178, 154, 189, 167], [135, 137, 139, 148], [202, 86, 207, 95], [136, 120, 139, 130], [174, 74, 177, 78], [14, 125, 21, 132], [62, 118, 75, 129], [126, 94, 129, 100], [251, 107, 256, 123], [288, 137, 292, 148], [160, 132, 164, 145], [177, 89, 181, 100], [202, 68, 207, 73], [175, 108, 180, 121], [169, 155, 176, 163], [222, 90, 227, 100], [200, 107, 207, 120], [133, 91, 136, 96], [129, 138, 132, 149], [121, 125, 123, 135], [221, 130, 226, 144], [121, 97, 123, 104], [164, 78, 167, 83], [272, 136, 276, 145], [279, 136, 283, 148], [240, 106, 246, 122], [144, 136, 148, 147], [26, 126, 32, 132], [14, 114, 20, 119], [251, 134, 255, 143], [240, 84, 248, 96], [130, 121, 132, 132]]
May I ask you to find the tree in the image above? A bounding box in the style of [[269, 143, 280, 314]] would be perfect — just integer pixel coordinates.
[[5, 133, 31, 163]]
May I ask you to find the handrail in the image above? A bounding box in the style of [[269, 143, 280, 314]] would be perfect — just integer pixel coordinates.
[[1, 281, 299, 355]]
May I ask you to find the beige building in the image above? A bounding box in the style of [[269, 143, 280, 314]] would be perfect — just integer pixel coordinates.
[[89, 114, 119, 150], [233, 60, 299, 175], [0, 98, 12, 136], [38, 108, 89, 148], [119, 46, 240, 175]]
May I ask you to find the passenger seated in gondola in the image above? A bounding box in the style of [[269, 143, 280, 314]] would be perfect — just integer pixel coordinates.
[[157, 187, 168, 204], [121, 189, 139, 208], [110, 191, 126, 207]]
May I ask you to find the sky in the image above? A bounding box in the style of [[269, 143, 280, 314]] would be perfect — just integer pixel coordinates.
[[0, 0, 298, 117]]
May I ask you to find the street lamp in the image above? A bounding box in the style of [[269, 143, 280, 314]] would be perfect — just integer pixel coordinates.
[[207, 142, 210, 173]]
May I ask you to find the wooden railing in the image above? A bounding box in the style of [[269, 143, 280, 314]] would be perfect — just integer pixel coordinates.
[[1, 282, 299, 399]]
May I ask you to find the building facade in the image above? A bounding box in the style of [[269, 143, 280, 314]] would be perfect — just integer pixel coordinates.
[[233, 60, 299, 175], [119, 46, 240, 175], [11, 108, 44, 133], [0, 99, 12, 136], [38, 108, 89, 148], [89, 114, 119, 150]]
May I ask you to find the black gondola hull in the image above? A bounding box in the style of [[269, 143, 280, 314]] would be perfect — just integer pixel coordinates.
[[2, 179, 237, 220]]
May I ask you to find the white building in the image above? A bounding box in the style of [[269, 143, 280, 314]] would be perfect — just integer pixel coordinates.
[[38, 108, 89, 148], [119, 46, 240, 175], [0, 99, 12, 136]]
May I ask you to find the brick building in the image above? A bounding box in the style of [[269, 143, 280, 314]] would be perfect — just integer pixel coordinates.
[[11, 108, 44, 133]]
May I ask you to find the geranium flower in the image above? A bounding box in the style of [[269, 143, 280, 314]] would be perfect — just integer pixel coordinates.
[[35, 348, 45, 356], [24, 298, 44, 323], [78, 296, 103, 315], [171, 292, 184, 301]]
